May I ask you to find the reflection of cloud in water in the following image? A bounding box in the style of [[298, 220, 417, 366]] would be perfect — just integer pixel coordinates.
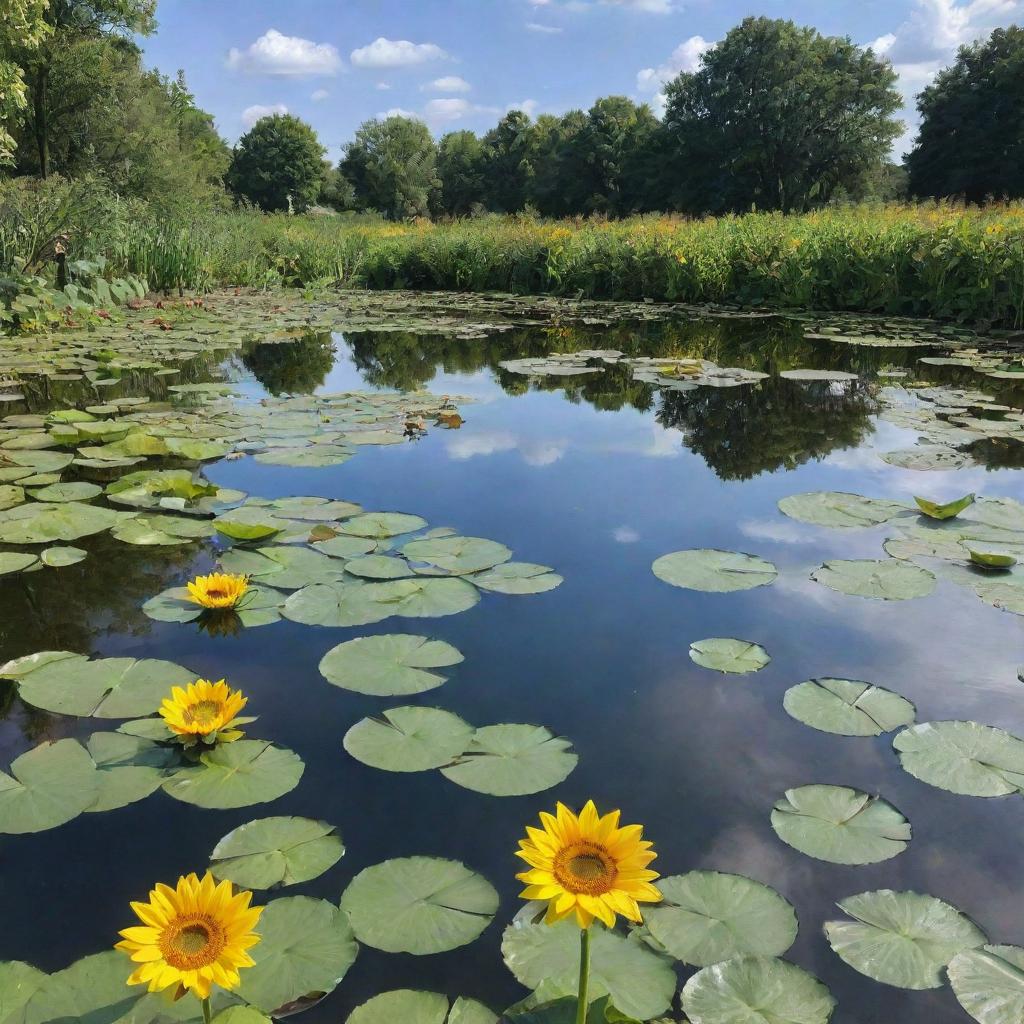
[[521, 439, 567, 466], [601, 423, 684, 459], [444, 430, 567, 466], [739, 519, 818, 546], [613, 526, 640, 543]]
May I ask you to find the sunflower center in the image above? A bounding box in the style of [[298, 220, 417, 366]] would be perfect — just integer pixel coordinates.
[[206, 588, 227, 599], [553, 842, 616, 895], [161, 915, 226, 970], [184, 700, 222, 727]]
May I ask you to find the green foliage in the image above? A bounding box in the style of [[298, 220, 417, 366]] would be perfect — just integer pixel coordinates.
[[227, 113, 326, 213], [661, 17, 902, 213], [908, 26, 1024, 201], [341, 115, 440, 220], [436, 130, 486, 216], [481, 110, 538, 213], [0, 0, 49, 164]]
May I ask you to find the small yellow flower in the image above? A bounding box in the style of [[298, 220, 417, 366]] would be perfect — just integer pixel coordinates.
[[516, 800, 661, 929], [116, 871, 262, 999], [186, 572, 249, 609], [159, 679, 247, 743]]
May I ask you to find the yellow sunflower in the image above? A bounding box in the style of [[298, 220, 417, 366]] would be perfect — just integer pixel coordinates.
[[116, 871, 263, 999], [159, 679, 247, 743], [516, 800, 661, 929], [186, 572, 249, 610]]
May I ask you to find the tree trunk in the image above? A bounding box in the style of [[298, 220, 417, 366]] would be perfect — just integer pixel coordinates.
[[32, 67, 49, 179]]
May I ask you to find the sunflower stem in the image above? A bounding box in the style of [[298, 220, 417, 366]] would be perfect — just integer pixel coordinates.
[[575, 926, 591, 1024], [201, 997, 212, 1024]]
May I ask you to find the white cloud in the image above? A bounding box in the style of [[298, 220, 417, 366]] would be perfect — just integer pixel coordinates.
[[351, 37, 449, 68], [526, 21, 563, 32], [603, 0, 675, 11], [227, 29, 342, 76], [310, 88, 329, 101], [738, 519, 818, 546], [423, 75, 471, 93], [377, 107, 419, 120], [507, 98, 540, 116], [613, 526, 640, 543], [241, 103, 288, 129], [424, 97, 472, 122], [521, 440, 567, 466], [376, 81, 391, 90], [637, 35, 712, 92]]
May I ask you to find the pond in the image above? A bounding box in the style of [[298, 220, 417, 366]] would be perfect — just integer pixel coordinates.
[[0, 293, 1023, 1024]]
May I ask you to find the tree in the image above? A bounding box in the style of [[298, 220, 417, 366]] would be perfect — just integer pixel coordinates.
[[481, 110, 538, 212], [661, 17, 902, 213], [529, 111, 585, 216], [340, 116, 439, 220], [435, 130, 485, 216], [226, 114, 326, 212], [907, 26, 1024, 201], [0, 0, 49, 165]]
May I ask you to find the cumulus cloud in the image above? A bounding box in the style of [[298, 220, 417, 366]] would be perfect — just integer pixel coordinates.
[[310, 88, 329, 101], [227, 29, 342, 76], [637, 34, 712, 93], [423, 75, 471, 93], [423, 97, 473, 122], [507, 98, 540, 116], [613, 526, 640, 543], [241, 103, 288, 128], [377, 106, 419, 120], [526, 21, 563, 32], [351, 37, 449, 68]]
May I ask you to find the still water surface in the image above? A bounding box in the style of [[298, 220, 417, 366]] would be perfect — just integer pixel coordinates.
[[1, 316, 1022, 1023]]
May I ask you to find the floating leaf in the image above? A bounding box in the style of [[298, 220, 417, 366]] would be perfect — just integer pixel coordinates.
[[28, 481, 102, 503], [642, 871, 798, 967], [0, 501, 124, 543], [311, 535, 377, 558], [162, 740, 304, 809], [319, 634, 463, 696], [681, 956, 835, 1024], [652, 549, 777, 593], [810, 559, 936, 600], [882, 446, 972, 471], [470, 562, 563, 595], [0, 960, 46, 1021], [771, 785, 911, 865], [440, 725, 577, 796], [40, 546, 86, 567], [13, 950, 145, 1023], [968, 548, 1017, 568], [948, 945, 1024, 1024], [915, 494, 975, 520], [893, 721, 1024, 797], [0, 739, 99, 834], [344, 554, 417, 579], [0, 552, 39, 575], [401, 536, 512, 575], [783, 679, 915, 737], [236, 896, 358, 1015], [346, 991, 496, 1024], [778, 491, 912, 529], [85, 732, 174, 813], [254, 445, 352, 468], [338, 512, 427, 538], [689, 638, 770, 674], [501, 918, 675, 1022], [283, 581, 393, 628], [210, 816, 344, 890], [825, 890, 986, 989], [344, 706, 473, 772], [341, 856, 498, 954]]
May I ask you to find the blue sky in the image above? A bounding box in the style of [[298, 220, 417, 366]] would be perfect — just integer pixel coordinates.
[[142, 0, 1022, 161]]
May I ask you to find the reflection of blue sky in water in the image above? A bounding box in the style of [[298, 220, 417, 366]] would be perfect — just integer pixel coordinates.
[[2, 327, 1024, 1023]]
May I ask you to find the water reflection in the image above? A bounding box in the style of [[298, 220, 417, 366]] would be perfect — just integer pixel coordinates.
[[241, 332, 336, 395]]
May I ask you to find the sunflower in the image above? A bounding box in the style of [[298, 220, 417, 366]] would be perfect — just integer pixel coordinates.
[[116, 871, 262, 999], [186, 572, 249, 610], [159, 679, 247, 743], [516, 800, 661, 929]]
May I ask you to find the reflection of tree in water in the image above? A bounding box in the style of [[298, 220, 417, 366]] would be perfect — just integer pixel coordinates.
[[241, 332, 336, 395], [659, 377, 878, 480]]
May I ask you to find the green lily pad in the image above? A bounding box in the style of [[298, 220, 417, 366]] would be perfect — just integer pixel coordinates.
[[825, 890, 986, 989], [0, 501, 125, 543], [27, 482, 102, 503], [254, 444, 352, 467], [347, 991, 496, 1024], [0, 552, 39, 575], [143, 585, 283, 627], [337, 512, 428, 538], [811, 559, 936, 600], [85, 731, 174, 813], [319, 634, 464, 696], [40, 546, 86, 567], [893, 721, 1024, 796], [344, 706, 473, 772], [250, 545, 348, 589], [214, 518, 283, 542], [968, 548, 1018, 568], [501, 918, 675, 1022], [310, 535, 377, 558], [783, 679, 916, 737], [771, 785, 911, 865], [882, 446, 972, 471], [915, 494, 975, 520], [344, 554, 417, 579], [1, 650, 195, 718], [341, 856, 498, 954], [681, 956, 835, 1024], [0, 960, 46, 1021], [439, 725, 577, 796], [162, 740, 304, 809], [236, 896, 358, 1015], [165, 438, 231, 461], [469, 562, 563, 595], [210, 816, 345, 890], [652, 549, 777, 593], [948, 945, 1024, 1024], [401, 536, 512, 575], [0, 484, 25, 511], [689, 638, 770, 674], [0, 739, 99, 834], [778, 491, 912, 529]]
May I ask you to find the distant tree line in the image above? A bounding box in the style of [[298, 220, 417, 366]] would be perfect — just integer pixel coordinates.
[[2, 9, 1023, 216]]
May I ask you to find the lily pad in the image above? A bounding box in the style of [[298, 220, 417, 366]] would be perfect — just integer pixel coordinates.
[[948, 945, 1024, 1024], [681, 956, 835, 1024], [689, 638, 770, 674], [783, 679, 915, 737], [162, 740, 304, 809], [311, 535, 377, 558], [85, 732, 174, 813], [440, 725, 577, 796], [347, 991, 496, 1024], [825, 890, 986, 989], [27, 481, 102, 503], [344, 706, 473, 772], [915, 494, 975, 520], [319, 634, 464, 696], [778, 492, 912, 529], [401, 536, 512, 575], [338, 512, 427, 538], [0, 739, 99, 834], [341, 856, 498, 954], [642, 871, 798, 967], [361, 577, 482, 618], [968, 548, 1017, 568], [771, 785, 911, 865], [236, 896, 358, 1015], [0, 501, 125, 543], [210, 816, 345, 890], [0, 552, 39, 575], [344, 554, 417, 579], [810, 559, 936, 600], [39, 546, 86, 567], [893, 721, 1024, 797], [882, 446, 972, 471], [469, 562, 563, 595], [653, 549, 777, 593]]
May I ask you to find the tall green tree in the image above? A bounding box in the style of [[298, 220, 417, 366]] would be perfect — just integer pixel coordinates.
[[481, 110, 537, 213], [907, 26, 1024, 201], [528, 111, 585, 216], [340, 116, 439, 220], [435, 130, 485, 216], [0, 0, 49, 165], [227, 114, 326, 212], [661, 17, 902, 213]]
